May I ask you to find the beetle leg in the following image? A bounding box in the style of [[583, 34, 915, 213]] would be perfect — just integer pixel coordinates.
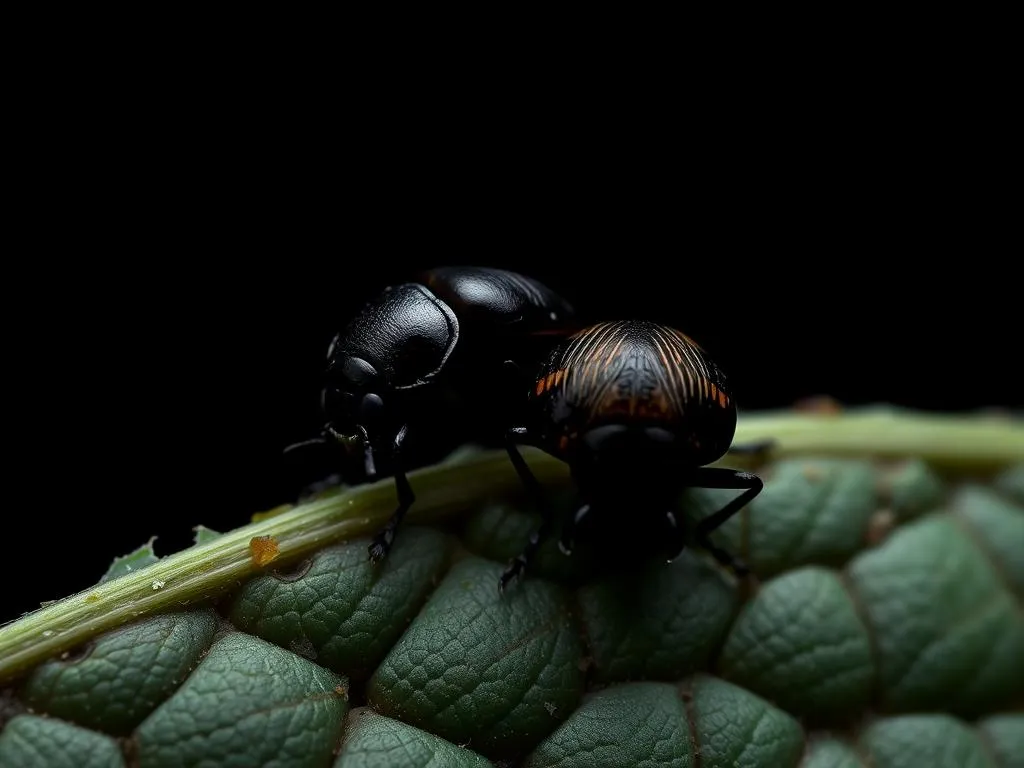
[[367, 424, 413, 563], [663, 510, 686, 561], [558, 503, 590, 555], [501, 359, 527, 393], [499, 426, 553, 592], [686, 468, 764, 576]]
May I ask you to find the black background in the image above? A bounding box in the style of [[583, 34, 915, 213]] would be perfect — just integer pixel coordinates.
[[4, 73, 1019, 625]]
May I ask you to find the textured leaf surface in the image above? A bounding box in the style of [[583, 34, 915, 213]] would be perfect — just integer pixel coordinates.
[[688, 675, 804, 768], [859, 715, 992, 768], [719, 568, 872, 721], [951, 486, 1024, 598], [2, 443, 1022, 767], [0, 715, 125, 768], [368, 557, 585, 760], [801, 738, 862, 768], [230, 528, 452, 679], [135, 632, 348, 767], [848, 515, 1024, 715], [335, 708, 493, 767], [996, 465, 1024, 504], [22, 610, 217, 735], [881, 459, 946, 521], [461, 498, 600, 585], [691, 459, 879, 578], [977, 714, 1024, 768], [576, 551, 737, 683], [522, 682, 693, 768]]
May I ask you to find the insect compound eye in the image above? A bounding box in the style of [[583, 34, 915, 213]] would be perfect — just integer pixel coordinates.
[[358, 393, 385, 423]]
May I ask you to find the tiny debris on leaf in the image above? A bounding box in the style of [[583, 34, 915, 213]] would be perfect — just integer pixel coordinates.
[[151, 580, 167, 590], [802, 464, 826, 482], [793, 395, 844, 414], [866, 508, 896, 545], [249, 535, 280, 566]]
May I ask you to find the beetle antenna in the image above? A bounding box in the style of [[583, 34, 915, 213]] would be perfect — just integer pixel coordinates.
[[323, 423, 377, 479], [282, 435, 329, 455], [356, 425, 377, 478], [284, 422, 347, 456]]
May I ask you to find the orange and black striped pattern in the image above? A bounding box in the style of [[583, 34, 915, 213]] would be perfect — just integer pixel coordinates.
[[532, 320, 733, 424]]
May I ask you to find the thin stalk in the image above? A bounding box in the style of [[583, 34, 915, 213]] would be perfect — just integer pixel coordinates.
[[731, 407, 1023, 469], [0, 408, 1020, 684]]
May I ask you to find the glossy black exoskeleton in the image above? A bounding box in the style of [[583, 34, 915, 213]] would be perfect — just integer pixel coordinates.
[[307, 266, 575, 563], [501, 319, 766, 590]]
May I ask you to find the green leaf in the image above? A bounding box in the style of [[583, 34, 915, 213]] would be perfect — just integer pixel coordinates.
[[522, 682, 692, 768], [687, 459, 878, 578], [995, 464, 1024, 505], [0, 409, 1021, 767], [99, 538, 159, 584], [802, 738, 862, 768], [192, 525, 223, 545], [688, 675, 804, 768], [21, 610, 217, 735], [135, 632, 348, 767], [977, 714, 1024, 768], [576, 550, 737, 683], [335, 708, 493, 767], [0, 715, 125, 768], [848, 514, 1024, 716], [859, 715, 991, 768], [719, 567, 873, 721], [881, 458, 946, 521], [229, 527, 453, 680], [367, 557, 585, 760], [951, 485, 1024, 598], [461, 497, 601, 585]]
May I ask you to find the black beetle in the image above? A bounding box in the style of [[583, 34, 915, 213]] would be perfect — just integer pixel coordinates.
[[500, 319, 766, 590], [302, 266, 576, 563]]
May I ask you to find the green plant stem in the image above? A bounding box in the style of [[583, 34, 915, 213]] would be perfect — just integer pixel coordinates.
[[731, 407, 1024, 470], [0, 408, 1021, 684]]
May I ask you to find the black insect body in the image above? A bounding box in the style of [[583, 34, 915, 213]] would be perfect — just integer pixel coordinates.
[[502, 319, 764, 589], [315, 266, 576, 563]]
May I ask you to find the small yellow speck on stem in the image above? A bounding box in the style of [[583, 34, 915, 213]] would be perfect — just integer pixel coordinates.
[[249, 535, 280, 566]]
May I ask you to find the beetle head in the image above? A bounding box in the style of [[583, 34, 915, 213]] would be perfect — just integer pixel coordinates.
[[320, 351, 388, 478]]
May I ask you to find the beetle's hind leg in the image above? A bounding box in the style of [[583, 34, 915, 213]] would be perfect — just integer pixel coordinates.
[[685, 468, 764, 576], [662, 510, 686, 562], [500, 426, 554, 592], [368, 425, 413, 563], [558, 504, 590, 556]]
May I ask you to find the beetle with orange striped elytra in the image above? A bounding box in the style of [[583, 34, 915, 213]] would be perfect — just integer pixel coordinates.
[[500, 319, 767, 591]]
